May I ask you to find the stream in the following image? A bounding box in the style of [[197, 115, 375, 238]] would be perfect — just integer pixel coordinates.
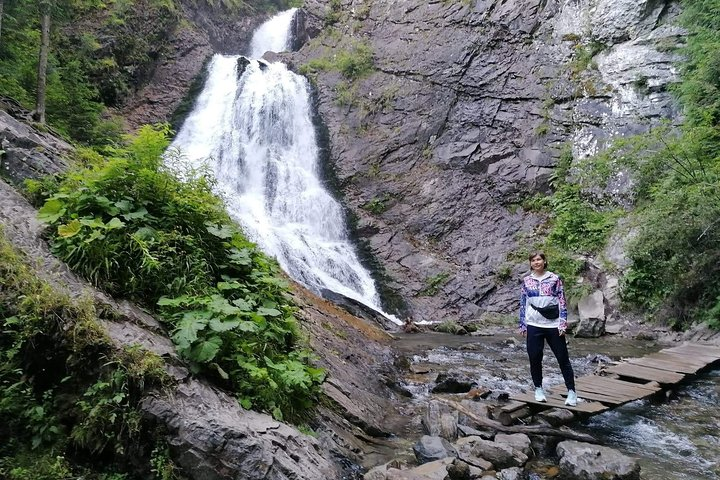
[[389, 331, 720, 480]]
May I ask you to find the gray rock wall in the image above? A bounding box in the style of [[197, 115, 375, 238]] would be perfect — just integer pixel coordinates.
[[288, 0, 684, 323]]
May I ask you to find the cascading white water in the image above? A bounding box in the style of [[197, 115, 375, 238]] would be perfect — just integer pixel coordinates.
[[171, 9, 398, 322]]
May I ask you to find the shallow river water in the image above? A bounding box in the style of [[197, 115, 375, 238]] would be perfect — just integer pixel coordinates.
[[390, 332, 720, 480]]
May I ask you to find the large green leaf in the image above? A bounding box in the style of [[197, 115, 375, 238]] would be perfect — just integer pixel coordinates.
[[257, 307, 281, 317], [206, 222, 234, 239], [157, 295, 191, 307], [122, 207, 149, 220], [190, 336, 222, 363], [58, 219, 82, 238], [38, 199, 66, 223], [209, 318, 241, 332], [105, 217, 126, 230], [207, 295, 242, 315], [172, 312, 209, 349]]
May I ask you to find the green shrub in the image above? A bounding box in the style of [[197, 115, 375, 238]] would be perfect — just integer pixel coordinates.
[[299, 41, 375, 80], [0, 230, 171, 478], [34, 124, 325, 420]]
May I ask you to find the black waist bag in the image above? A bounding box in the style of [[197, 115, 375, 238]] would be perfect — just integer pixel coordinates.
[[530, 303, 560, 320]]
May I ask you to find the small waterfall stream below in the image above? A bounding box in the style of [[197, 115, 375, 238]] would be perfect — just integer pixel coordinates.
[[170, 9, 395, 321], [391, 332, 720, 480]]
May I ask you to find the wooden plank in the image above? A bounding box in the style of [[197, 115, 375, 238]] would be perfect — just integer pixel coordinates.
[[664, 344, 720, 356], [499, 401, 528, 414], [509, 392, 608, 413], [662, 345, 720, 359], [605, 363, 685, 384], [552, 384, 637, 402], [579, 375, 661, 393], [644, 351, 719, 366], [626, 357, 702, 374]]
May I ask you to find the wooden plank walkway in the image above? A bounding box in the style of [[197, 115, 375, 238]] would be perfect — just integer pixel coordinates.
[[506, 342, 720, 420]]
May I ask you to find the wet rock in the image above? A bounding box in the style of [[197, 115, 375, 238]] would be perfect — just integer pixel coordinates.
[[423, 400, 459, 441], [432, 372, 478, 394], [470, 438, 528, 469], [494, 433, 532, 457], [445, 459, 471, 480], [320, 288, 399, 331], [237, 56, 252, 77], [457, 425, 494, 440], [413, 436, 458, 465], [529, 434, 562, 458], [288, 0, 683, 325], [496, 467, 523, 480], [557, 440, 641, 480], [0, 107, 72, 184]]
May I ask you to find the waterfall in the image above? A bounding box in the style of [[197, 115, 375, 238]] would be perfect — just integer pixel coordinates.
[[171, 10, 398, 323]]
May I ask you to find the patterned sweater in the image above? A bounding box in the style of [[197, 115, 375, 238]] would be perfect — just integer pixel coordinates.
[[519, 271, 568, 332]]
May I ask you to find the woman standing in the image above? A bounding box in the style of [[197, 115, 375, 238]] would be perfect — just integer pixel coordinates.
[[519, 252, 577, 406]]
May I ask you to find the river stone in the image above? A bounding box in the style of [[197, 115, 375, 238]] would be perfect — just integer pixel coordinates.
[[386, 458, 453, 480], [422, 400, 459, 441], [457, 424, 494, 440], [494, 433, 532, 457], [413, 435, 458, 465], [446, 458, 471, 480], [557, 440, 641, 480], [432, 372, 477, 394], [496, 467, 523, 480], [471, 438, 528, 469]]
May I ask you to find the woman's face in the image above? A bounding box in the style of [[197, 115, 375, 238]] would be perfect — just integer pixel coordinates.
[[530, 255, 545, 272]]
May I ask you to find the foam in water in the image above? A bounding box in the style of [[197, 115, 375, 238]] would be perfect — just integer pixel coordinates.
[[171, 10, 400, 324]]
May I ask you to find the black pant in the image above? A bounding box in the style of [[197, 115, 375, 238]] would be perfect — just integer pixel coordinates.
[[526, 324, 575, 391]]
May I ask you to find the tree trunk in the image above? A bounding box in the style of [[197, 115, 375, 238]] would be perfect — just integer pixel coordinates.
[[0, 0, 5, 48], [34, 4, 51, 124]]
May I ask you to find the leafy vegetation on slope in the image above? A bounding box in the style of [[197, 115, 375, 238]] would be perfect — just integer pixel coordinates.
[[0, 229, 178, 479], [29, 124, 325, 420]]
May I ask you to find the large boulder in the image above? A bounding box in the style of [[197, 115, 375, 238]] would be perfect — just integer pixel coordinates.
[[413, 435, 458, 465], [422, 400, 459, 441], [557, 440, 641, 480], [470, 438, 528, 469], [576, 290, 606, 337], [142, 381, 342, 480]]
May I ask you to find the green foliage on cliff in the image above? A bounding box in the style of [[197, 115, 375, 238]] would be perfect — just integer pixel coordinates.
[[0, 229, 176, 479], [30, 124, 325, 420], [0, 0, 179, 144], [299, 40, 375, 80], [616, 0, 720, 328], [550, 0, 720, 329]]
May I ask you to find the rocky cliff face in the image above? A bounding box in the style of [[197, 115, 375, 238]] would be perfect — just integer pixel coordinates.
[[286, 0, 684, 323]]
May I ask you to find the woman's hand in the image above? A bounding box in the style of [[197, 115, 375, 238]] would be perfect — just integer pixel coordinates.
[[518, 328, 527, 337], [558, 328, 566, 337]]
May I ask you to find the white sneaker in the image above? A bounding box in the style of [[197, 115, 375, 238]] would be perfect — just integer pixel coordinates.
[[565, 389, 578, 406], [534, 387, 547, 402]]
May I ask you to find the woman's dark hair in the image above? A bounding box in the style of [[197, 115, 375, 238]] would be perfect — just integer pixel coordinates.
[[528, 251, 548, 269]]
